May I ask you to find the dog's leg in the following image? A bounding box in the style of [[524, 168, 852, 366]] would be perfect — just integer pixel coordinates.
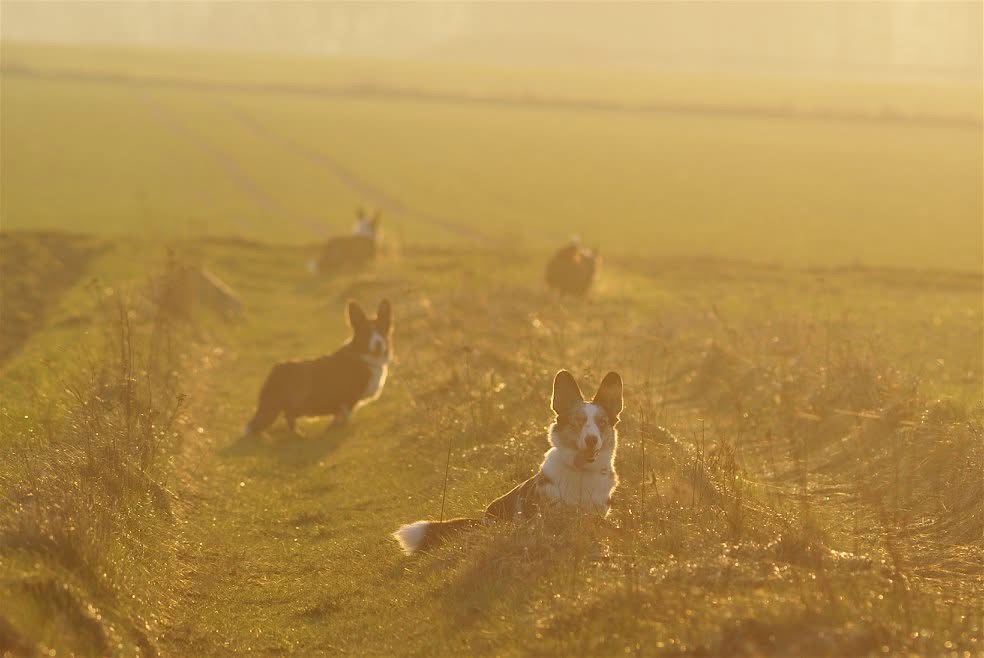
[[245, 405, 280, 436], [285, 414, 299, 436], [329, 406, 351, 429]]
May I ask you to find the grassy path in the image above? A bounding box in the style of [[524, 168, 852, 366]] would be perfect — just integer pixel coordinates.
[[160, 245, 569, 655], [2, 234, 980, 656], [157, 243, 984, 657], [158, 243, 699, 655], [160, 246, 413, 654]]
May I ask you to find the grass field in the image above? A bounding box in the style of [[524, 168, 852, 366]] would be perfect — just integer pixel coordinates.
[[2, 42, 981, 268], [1, 43, 982, 657]]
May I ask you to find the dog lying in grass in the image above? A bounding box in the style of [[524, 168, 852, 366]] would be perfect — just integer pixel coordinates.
[[545, 239, 599, 296], [393, 369, 622, 555], [244, 299, 392, 436], [308, 209, 381, 274]]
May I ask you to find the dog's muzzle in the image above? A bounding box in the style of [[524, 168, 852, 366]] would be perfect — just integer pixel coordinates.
[[574, 447, 600, 468]]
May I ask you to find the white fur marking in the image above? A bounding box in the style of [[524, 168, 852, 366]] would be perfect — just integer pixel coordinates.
[[393, 521, 428, 555], [359, 331, 388, 405], [306, 259, 319, 274], [367, 331, 386, 357], [353, 218, 375, 238], [361, 362, 387, 403], [541, 446, 616, 515], [541, 402, 618, 516], [581, 404, 603, 450]]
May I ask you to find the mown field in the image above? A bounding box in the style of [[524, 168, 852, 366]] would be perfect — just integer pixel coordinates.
[[2, 41, 982, 268], [1, 43, 982, 657]]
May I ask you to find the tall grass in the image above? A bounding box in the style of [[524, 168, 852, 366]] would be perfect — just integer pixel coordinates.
[[0, 254, 198, 656], [2, 243, 979, 656], [386, 250, 983, 656]]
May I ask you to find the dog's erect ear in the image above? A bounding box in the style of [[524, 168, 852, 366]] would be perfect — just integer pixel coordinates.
[[376, 298, 392, 334], [347, 301, 369, 331], [551, 370, 585, 416], [593, 372, 623, 421]]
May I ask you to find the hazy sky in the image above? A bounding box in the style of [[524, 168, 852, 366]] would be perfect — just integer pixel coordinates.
[[2, 1, 981, 80]]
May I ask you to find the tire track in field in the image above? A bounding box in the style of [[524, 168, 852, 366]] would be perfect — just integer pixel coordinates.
[[136, 91, 326, 237], [211, 98, 490, 245], [5, 65, 981, 130]]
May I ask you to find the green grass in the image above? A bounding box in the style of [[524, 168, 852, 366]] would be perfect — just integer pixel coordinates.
[[2, 236, 981, 656], [2, 42, 981, 268], [1, 42, 982, 657]]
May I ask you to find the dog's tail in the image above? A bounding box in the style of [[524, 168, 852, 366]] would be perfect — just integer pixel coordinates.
[[244, 364, 288, 435], [392, 518, 482, 555]]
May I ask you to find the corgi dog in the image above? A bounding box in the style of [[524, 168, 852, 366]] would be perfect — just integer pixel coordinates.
[[307, 208, 381, 274], [393, 370, 622, 555], [545, 238, 600, 296], [352, 208, 381, 239], [244, 299, 392, 435]]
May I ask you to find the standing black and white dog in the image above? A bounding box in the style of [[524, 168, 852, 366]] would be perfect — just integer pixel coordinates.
[[393, 369, 622, 555], [244, 299, 392, 435]]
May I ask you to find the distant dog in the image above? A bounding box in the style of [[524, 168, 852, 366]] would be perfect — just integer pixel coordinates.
[[393, 369, 622, 555], [545, 239, 599, 296], [308, 208, 381, 273], [352, 208, 380, 239], [244, 299, 393, 435]]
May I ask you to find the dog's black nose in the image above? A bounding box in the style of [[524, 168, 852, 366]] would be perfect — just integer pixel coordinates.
[[585, 435, 599, 449]]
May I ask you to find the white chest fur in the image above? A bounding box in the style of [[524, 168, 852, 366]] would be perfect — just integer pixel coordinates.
[[539, 448, 616, 515], [360, 360, 388, 404]]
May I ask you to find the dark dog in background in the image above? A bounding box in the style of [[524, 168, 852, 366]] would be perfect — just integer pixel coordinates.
[[244, 299, 393, 436], [308, 208, 381, 274], [545, 238, 599, 296]]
